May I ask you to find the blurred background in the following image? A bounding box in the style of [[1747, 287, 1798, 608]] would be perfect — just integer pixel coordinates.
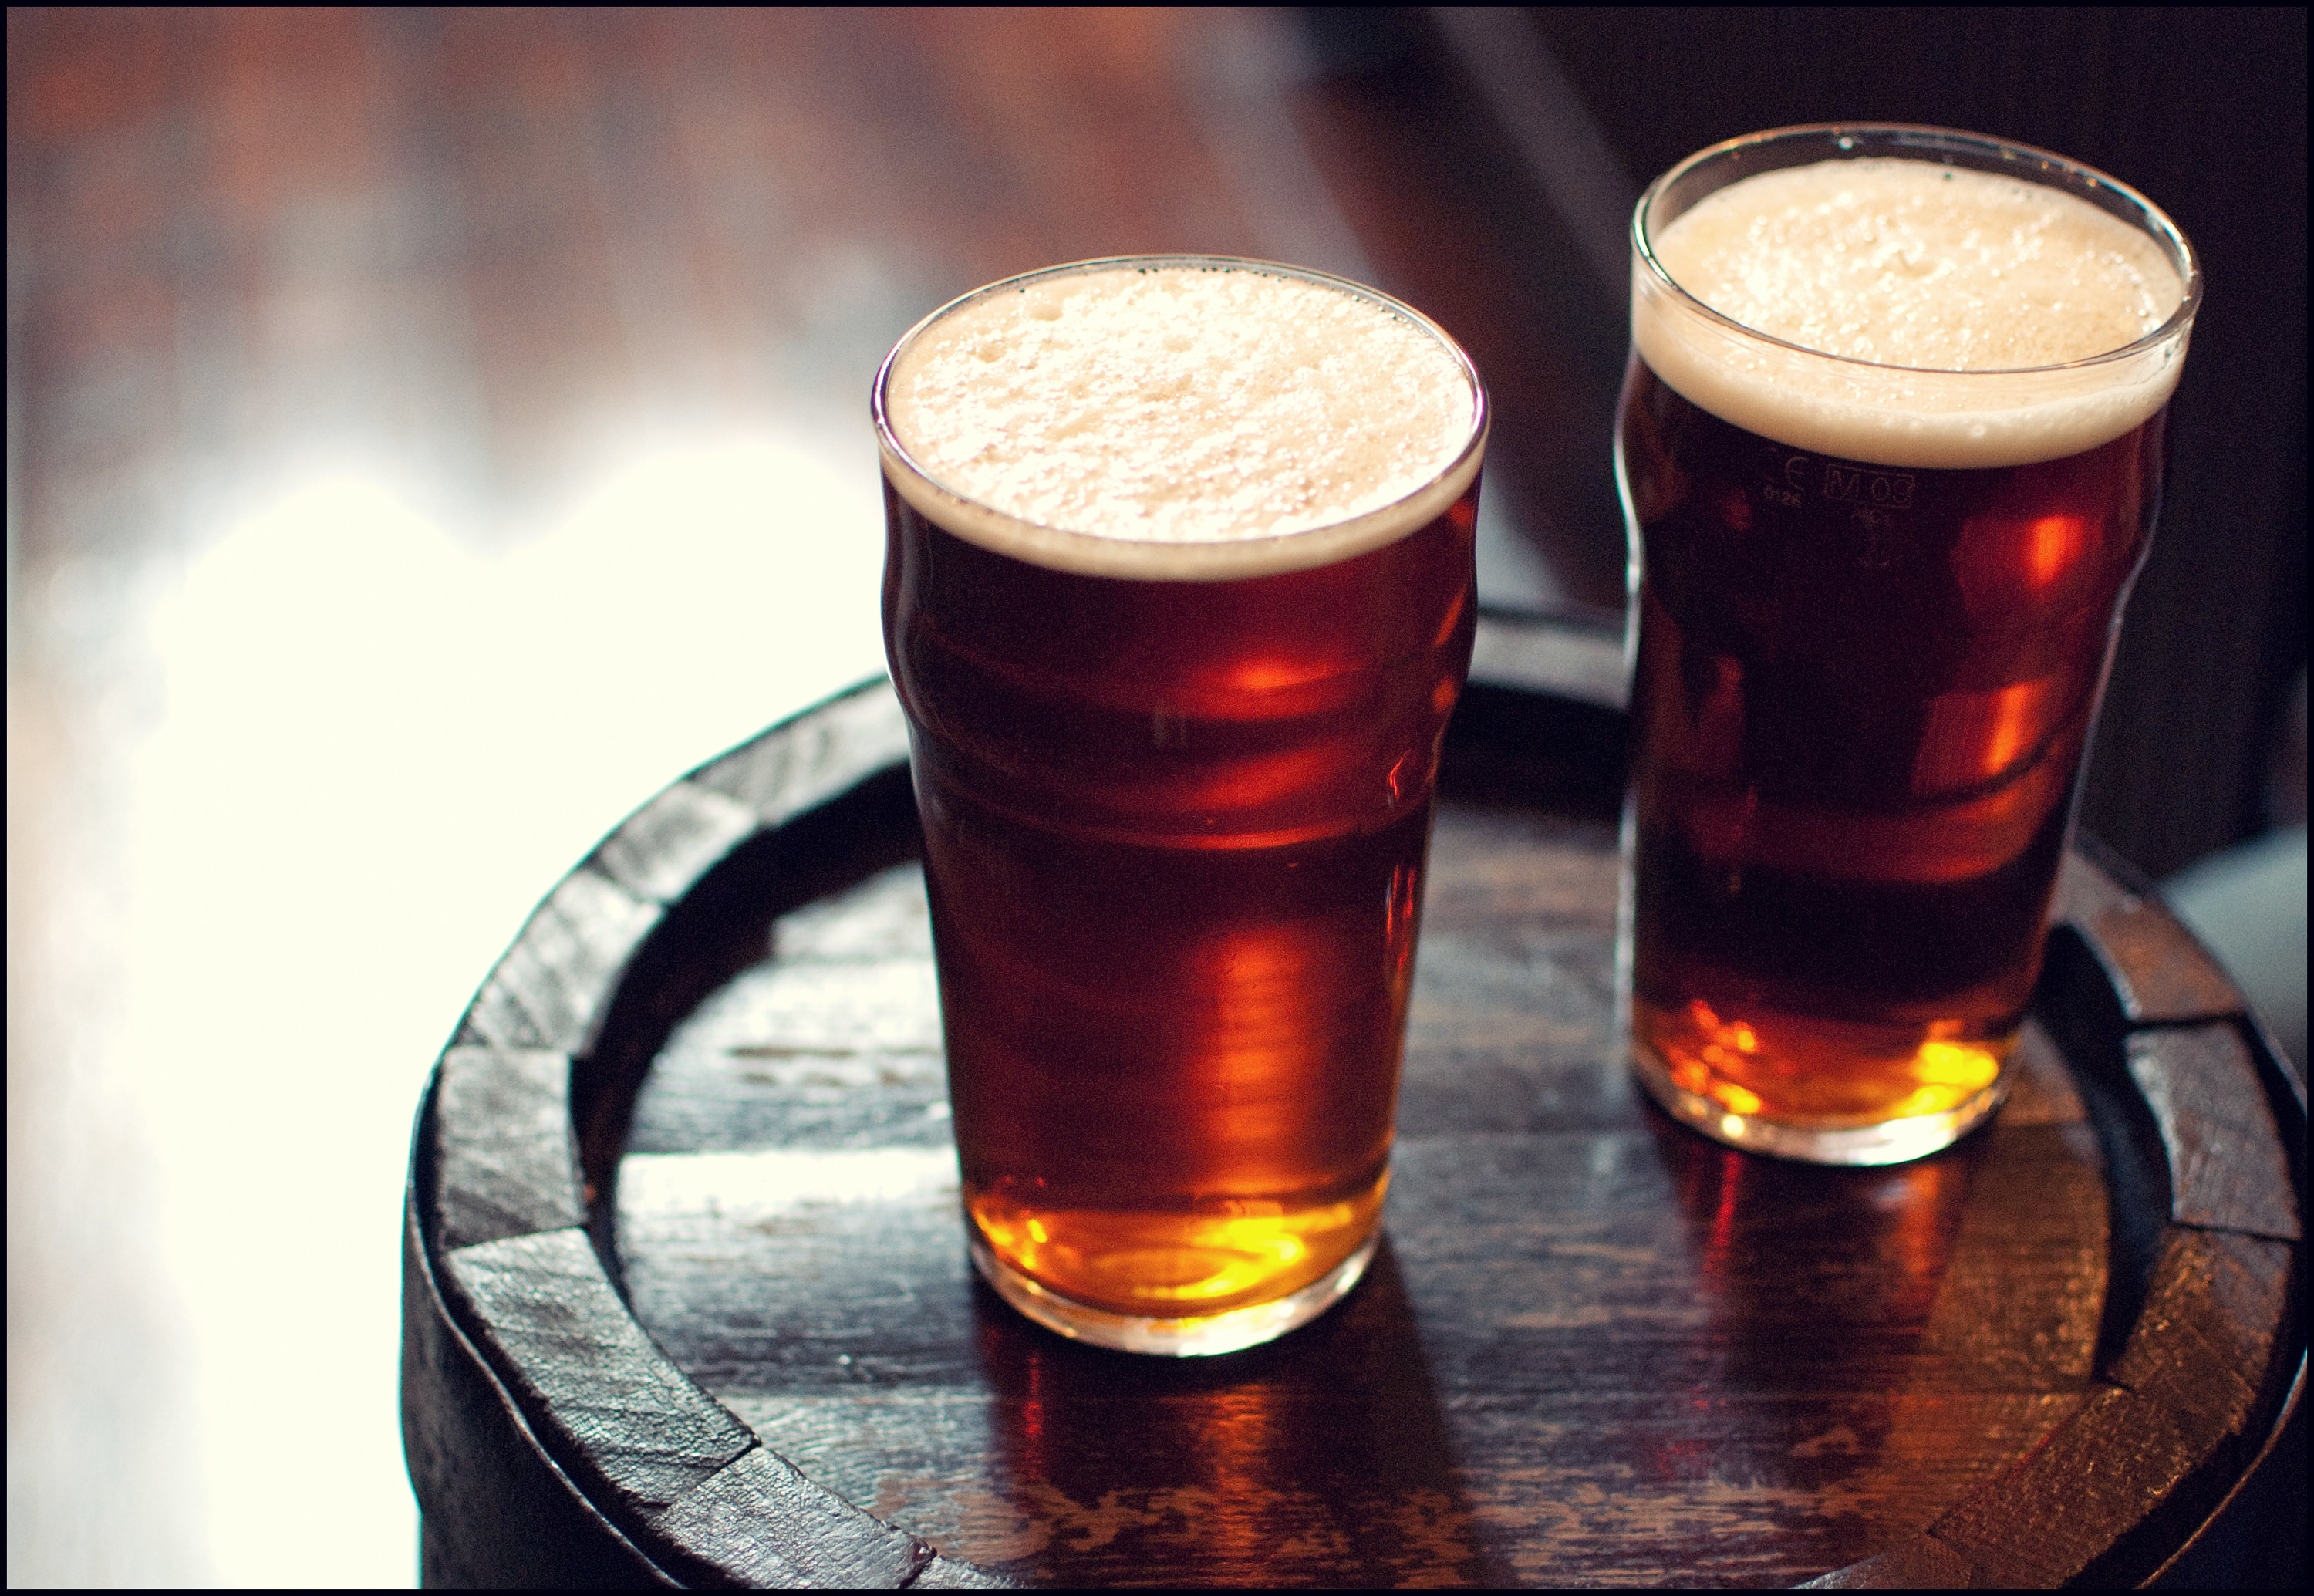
[[8, 8, 2302, 1587]]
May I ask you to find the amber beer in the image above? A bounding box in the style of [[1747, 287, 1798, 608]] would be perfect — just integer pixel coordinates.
[[875, 258, 1485, 1352], [1617, 127, 2200, 1163]]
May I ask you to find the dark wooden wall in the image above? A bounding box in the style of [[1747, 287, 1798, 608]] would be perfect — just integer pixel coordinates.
[[1318, 6, 2308, 880], [12, 8, 2298, 885]]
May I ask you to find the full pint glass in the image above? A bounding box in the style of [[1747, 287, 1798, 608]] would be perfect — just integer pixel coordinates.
[[1616, 127, 2200, 1164], [875, 258, 1486, 1352]]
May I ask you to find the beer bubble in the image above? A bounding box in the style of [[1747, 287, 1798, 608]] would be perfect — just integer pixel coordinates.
[[884, 264, 1478, 562], [1638, 158, 2190, 468]]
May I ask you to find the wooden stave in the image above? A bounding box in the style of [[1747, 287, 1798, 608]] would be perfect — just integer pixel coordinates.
[[401, 612, 2305, 1588]]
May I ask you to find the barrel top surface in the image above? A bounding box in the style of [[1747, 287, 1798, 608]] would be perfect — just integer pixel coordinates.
[[405, 616, 2306, 1589]]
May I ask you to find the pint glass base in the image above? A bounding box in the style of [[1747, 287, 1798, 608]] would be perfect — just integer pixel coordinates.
[[1631, 1036, 2009, 1166], [970, 1229, 1380, 1356]]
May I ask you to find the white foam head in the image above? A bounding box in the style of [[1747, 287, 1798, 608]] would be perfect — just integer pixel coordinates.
[[1633, 153, 2195, 468], [877, 259, 1485, 579]]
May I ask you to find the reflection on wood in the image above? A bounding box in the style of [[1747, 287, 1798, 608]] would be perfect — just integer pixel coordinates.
[[600, 771, 2127, 1585]]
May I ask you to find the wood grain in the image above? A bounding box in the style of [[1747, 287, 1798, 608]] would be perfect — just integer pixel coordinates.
[[592, 783, 764, 908], [651, 1446, 941, 1590], [1797, 1532, 1975, 1589], [690, 677, 912, 828], [430, 1045, 585, 1251], [460, 866, 663, 1055], [446, 1228, 757, 1513], [2109, 1228, 2295, 1412], [402, 1200, 675, 1589], [2125, 1027, 2302, 1240], [2050, 847, 2245, 1026]]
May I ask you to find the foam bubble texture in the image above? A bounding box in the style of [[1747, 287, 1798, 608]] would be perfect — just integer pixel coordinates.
[[1656, 160, 2179, 371], [885, 266, 1475, 544], [1637, 159, 2191, 468]]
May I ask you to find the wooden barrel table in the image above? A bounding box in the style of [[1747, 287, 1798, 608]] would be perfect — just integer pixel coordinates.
[[402, 612, 2303, 1588]]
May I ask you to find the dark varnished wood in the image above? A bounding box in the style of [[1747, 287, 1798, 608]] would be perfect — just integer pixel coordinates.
[[410, 682, 1003, 1589], [460, 868, 664, 1058], [2126, 1027, 2301, 1241], [402, 1199, 673, 1590], [404, 630, 2305, 1586], [2049, 847, 2248, 1028], [1914, 1229, 2296, 1588], [430, 1047, 586, 1252]]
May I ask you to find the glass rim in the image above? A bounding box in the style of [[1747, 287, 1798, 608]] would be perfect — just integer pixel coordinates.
[[871, 254, 1489, 576], [1631, 123, 2204, 380]]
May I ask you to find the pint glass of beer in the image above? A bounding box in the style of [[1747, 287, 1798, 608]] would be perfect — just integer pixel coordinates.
[[1617, 126, 2200, 1164], [875, 258, 1486, 1352]]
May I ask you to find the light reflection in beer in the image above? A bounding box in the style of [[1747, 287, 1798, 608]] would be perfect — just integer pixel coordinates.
[[1635, 601, 1742, 781], [972, 1193, 1369, 1306], [973, 742, 1364, 847], [1667, 1001, 1766, 1115], [1972, 680, 2044, 785], [1901, 1038, 2003, 1116], [2027, 514, 2086, 587], [1669, 754, 2067, 882], [1385, 860, 1420, 995], [1958, 511, 2094, 610], [1428, 582, 1469, 647], [1179, 744, 1344, 822], [963, 907, 1396, 1315], [1227, 654, 1354, 693], [1911, 677, 2051, 794], [970, 1190, 1381, 1314], [1651, 997, 2002, 1123], [1202, 918, 1334, 1179]]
